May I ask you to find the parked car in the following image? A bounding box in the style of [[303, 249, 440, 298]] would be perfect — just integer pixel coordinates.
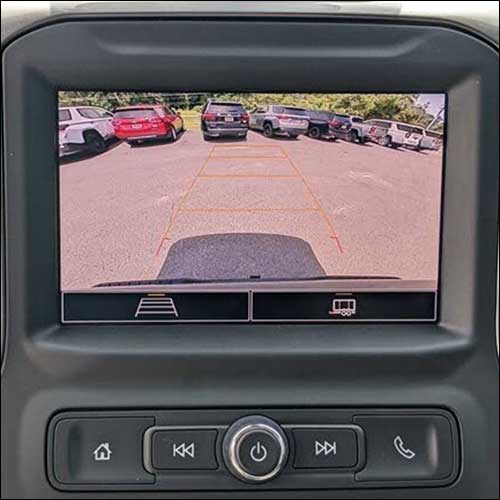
[[112, 105, 184, 146], [200, 101, 249, 140], [58, 106, 115, 156], [327, 113, 353, 140], [345, 115, 372, 143], [306, 110, 338, 140], [365, 119, 423, 149], [249, 105, 309, 138], [421, 129, 444, 150], [365, 120, 390, 144]]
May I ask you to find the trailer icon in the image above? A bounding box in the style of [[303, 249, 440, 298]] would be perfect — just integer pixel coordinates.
[[328, 298, 357, 317]]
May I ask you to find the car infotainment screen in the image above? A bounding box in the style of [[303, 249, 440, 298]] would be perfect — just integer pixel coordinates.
[[58, 92, 445, 323]]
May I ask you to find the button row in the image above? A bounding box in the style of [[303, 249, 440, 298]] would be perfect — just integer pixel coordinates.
[[63, 290, 437, 322], [49, 411, 458, 490]]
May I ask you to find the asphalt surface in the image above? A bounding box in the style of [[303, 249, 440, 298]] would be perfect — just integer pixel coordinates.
[[60, 130, 443, 289]]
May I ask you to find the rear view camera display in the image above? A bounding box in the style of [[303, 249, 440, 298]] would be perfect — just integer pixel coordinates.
[[58, 92, 445, 323]]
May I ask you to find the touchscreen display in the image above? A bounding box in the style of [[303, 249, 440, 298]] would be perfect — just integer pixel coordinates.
[[59, 92, 445, 323]]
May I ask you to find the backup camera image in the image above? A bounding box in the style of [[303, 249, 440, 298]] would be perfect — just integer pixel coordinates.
[[58, 92, 445, 322]]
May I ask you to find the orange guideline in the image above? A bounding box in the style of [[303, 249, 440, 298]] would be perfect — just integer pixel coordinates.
[[155, 143, 343, 256]]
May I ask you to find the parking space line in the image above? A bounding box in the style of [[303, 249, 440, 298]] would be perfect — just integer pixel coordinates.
[[178, 207, 321, 213], [278, 145, 343, 254], [197, 174, 300, 179], [208, 155, 287, 159], [155, 145, 216, 255]]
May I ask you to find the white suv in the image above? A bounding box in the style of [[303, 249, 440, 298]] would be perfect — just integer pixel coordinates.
[[365, 119, 424, 150], [59, 106, 115, 157]]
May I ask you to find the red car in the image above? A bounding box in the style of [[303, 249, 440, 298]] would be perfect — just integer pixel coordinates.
[[112, 105, 184, 146]]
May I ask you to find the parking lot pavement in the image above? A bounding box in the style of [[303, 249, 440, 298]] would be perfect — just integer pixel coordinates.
[[60, 129, 443, 289]]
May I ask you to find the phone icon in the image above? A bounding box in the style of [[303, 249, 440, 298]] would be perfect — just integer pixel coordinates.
[[393, 435, 416, 460]]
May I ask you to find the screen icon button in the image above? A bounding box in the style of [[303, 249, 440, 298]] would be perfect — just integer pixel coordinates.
[[329, 297, 356, 317]]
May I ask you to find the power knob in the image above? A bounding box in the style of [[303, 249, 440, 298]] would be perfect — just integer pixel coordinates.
[[222, 416, 289, 483]]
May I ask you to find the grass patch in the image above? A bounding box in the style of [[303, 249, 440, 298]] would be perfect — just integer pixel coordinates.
[[180, 110, 201, 131]]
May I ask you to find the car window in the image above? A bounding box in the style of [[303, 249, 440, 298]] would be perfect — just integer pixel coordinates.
[[58, 109, 71, 122], [208, 103, 246, 113], [282, 107, 308, 117], [77, 108, 102, 119], [425, 130, 443, 138], [351, 116, 363, 123], [397, 123, 421, 133], [113, 109, 158, 119], [308, 111, 326, 120], [97, 109, 113, 118], [334, 114, 351, 122]]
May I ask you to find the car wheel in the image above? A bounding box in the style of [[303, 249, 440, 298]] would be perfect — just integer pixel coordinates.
[[203, 133, 212, 141], [349, 130, 359, 143], [379, 135, 392, 148], [263, 123, 274, 138], [309, 127, 321, 139], [84, 131, 106, 154]]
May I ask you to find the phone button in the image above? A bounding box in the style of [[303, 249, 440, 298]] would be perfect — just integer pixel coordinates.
[[354, 415, 456, 482]]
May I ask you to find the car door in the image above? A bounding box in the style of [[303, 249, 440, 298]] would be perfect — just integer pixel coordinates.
[[76, 107, 108, 138], [250, 107, 266, 129], [96, 108, 115, 137], [164, 105, 183, 132]]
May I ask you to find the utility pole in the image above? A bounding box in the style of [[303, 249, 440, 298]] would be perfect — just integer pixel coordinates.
[[426, 106, 445, 130]]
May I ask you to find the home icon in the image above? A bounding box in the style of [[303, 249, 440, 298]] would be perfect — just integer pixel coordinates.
[[93, 442, 112, 462]]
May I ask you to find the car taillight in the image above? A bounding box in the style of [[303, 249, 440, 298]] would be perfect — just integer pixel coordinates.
[[241, 114, 249, 121], [149, 117, 163, 124], [203, 113, 217, 121]]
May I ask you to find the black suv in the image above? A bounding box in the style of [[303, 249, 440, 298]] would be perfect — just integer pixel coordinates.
[[306, 110, 338, 140], [200, 101, 249, 140]]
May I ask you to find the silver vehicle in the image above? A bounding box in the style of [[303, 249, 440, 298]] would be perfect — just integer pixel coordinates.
[[59, 106, 115, 156], [249, 105, 309, 138], [422, 129, 444, 150], [346, 115, 372, 143]]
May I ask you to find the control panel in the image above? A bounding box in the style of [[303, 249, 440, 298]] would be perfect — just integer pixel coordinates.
[[47, 409, 459, 491]]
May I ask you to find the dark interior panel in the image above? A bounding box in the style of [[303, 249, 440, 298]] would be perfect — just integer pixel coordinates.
[[1, 17, 498, 499]]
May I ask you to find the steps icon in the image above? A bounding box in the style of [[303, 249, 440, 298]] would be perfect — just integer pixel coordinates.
[[135, 296, 179, 318]]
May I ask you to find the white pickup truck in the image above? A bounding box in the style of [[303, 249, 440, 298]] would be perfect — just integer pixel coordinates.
[[59, 106, 115, 157]]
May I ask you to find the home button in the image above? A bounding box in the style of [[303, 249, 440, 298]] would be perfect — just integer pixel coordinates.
[[53, 417, 155, 484]]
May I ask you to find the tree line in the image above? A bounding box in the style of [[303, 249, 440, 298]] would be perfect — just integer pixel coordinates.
[[59, 92, 443, 129]]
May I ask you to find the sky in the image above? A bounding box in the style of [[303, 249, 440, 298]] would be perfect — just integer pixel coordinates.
[[416, 93, 446, 119]]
